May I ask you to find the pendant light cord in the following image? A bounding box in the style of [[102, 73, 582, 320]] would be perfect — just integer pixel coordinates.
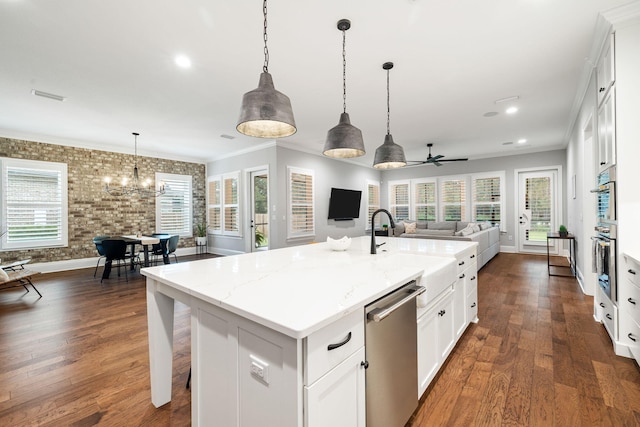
[[262, 0, 269, 73], [386, 68, 391, 136], [342, 28, 347, 114]]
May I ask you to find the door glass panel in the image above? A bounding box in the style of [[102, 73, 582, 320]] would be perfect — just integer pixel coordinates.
[[253, 174, 268, 250], [525, 176, 551, 242]]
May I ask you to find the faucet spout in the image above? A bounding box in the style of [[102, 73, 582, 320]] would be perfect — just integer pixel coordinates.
[[371, 209, 395, 254]]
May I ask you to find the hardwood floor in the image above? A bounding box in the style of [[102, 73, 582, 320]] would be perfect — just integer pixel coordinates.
[[1, 253, 639, 426]]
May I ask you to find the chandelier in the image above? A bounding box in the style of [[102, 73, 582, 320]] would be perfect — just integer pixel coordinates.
[[104, 132, 166, 198]]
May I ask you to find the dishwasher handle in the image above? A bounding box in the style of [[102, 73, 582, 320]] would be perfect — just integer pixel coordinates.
[[367, 284, 425, 322]]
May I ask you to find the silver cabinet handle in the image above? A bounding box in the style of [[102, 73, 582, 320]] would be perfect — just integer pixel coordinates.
[[367, 284, 425, 322]]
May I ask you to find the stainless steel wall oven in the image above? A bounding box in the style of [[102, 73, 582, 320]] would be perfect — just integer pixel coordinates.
[[592, 165, 617, 302]]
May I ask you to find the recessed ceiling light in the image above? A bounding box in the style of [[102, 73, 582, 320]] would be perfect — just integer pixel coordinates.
[[506, 106, 518, 114], [517, 138, 527, 144], [31, 89, 66, 102], [483, 111, 499, 117], [175, 55, 191, 68]]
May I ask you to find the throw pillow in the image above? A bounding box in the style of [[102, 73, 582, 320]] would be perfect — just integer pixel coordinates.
[[479, 222, 492, 230], [0, 268, 9, 284], [404, 221, 417, 234]]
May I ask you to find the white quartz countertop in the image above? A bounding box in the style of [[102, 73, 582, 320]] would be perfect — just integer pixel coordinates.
[[142, 236, 475, 339]]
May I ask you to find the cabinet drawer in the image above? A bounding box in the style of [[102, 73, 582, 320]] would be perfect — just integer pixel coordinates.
[[304, 309, 364, 385], [624, 254, 640, 287], [619, 278, 640, 321], [598, 287, 617, 340], [467, 288, 478, 323], [619, 315, 640, 357], [464, 270, 477, 297], [456, 251, 477, 274]]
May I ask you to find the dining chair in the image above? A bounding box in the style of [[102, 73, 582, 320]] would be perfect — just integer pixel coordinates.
[[92, 236, 110, 278], [100, 239, 130, 283], [166, 235, 179, 264]]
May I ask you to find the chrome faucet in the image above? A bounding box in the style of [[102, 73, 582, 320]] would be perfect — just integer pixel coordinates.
[[371, 209, 395, 254]]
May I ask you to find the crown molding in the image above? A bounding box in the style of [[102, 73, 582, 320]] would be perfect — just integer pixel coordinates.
[[602, 1, 640, 28], [207, 140, 277, 163]]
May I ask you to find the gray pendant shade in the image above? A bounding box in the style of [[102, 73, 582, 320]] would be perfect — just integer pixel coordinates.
[[237, 72, 297, 138], [323, 112, 366, 158], [373, 134, 407, 169]]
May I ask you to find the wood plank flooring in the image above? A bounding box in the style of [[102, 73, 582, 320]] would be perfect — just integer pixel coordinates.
[[1, 253, 639, 426]]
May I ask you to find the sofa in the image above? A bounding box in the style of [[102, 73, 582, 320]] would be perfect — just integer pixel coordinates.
[[391, 220, 500, 269]]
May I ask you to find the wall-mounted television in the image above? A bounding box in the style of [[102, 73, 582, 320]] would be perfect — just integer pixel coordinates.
[[328, 187, 362, 221]]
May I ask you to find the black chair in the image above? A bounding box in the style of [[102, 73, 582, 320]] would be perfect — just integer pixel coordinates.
[[92, 236, 110, 277], [166, 235, 179, 264], [100, 239, 130, 283]]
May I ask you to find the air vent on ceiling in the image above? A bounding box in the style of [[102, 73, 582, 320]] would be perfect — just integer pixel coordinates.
[[31, 89, 66, 102]]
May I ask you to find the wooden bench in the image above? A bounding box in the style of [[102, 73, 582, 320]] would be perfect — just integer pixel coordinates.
[[0, 259, 41, 298]]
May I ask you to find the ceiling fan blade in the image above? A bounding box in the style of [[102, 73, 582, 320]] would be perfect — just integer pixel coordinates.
[[429, 154, 444, 162], [432, 160, 443, 166], [437, 158, 468, 162], [405, 160, 428, 165]]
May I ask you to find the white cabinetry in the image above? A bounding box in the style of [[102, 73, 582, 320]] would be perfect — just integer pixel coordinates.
[[596, 33, 616, 173], [304, 309, 366, 427], [619, 254, 640, 364], [417, 287, 454, 397], [595, 285, 617, 341], [453, 252, 478, 338]]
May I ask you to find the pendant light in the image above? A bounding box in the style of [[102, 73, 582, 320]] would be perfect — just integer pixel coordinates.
[[237, 0, 296, 139], [323, 19, 365, 159], [373, 62, 406, 169]]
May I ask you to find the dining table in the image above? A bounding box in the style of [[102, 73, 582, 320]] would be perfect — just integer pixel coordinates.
[[101, 235, 172, 280]]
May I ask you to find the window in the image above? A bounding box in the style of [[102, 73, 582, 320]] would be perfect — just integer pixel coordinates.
[[413, 179, 437, 221], [440, 177, 466, 221], [366, 180, 380, 230], [0, 158, 68, 250], [207, 177, 221, 234], [388, 180, 410, 221], [223, 172, 240, 236], [472, 172, 505, 230], [288, 167, 314, 239], [156, 173, 192, 237]]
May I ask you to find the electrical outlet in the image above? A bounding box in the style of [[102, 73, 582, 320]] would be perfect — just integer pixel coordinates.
[[508, 235, 513, 241], [250, 355, 269, 384]]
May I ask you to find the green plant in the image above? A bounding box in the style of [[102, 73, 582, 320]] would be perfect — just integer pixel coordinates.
[[255, 229, 267, 248], [559, 225, 567, 233], [195, 223, 207, 237]]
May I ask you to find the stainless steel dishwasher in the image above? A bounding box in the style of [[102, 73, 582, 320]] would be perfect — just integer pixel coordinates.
[[365, 280, 425, 427]]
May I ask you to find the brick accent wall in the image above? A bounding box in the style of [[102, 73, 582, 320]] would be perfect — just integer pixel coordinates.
[[0, 137, 206, 264]]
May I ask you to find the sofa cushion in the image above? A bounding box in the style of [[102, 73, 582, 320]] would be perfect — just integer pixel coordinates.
[[456, 221, 469, 232], [416, 220, 428, 229], [405, 221, 417, 234], [455, 225, 475, 236], [479, 222, 492, 230], [417, 229, 454, 237], [427, 221, 456, 231]]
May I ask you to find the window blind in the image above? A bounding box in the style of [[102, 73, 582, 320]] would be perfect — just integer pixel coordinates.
[[223, 175, 239, 233], [288, 168, 314, 238], [414, 181, 436, 221], [367, 182, 380, 229], [5, 166, 64, 245], [208, 178, 221, 232], [440, 179, 466, 221], [157, 174, 192, 236], [473, 176, 501, 227], [389, 182, 409, 220]]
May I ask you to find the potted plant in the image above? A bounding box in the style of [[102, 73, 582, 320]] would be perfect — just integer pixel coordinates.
[[195, 223, 208, 246], [558, 225, 568, 237]]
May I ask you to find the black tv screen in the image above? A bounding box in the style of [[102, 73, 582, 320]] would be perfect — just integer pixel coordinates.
[[328, 188, 362, 220]]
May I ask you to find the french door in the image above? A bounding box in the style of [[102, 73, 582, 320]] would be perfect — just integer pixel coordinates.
[[249, 169, 269, 252], [517, 168, 560, 254]]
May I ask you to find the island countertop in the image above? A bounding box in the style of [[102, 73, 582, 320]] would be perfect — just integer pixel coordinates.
[[141, 236, 475, 339]]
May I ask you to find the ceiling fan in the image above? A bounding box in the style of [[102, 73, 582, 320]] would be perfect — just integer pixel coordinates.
[[406, 143, 469, 167]]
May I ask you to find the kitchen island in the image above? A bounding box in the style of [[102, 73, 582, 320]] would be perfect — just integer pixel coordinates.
[[142, 236, 478, 426]]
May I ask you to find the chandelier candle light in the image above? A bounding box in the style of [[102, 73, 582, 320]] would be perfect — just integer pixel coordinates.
[[104, 133, 166, 198], [373, 62, 406, 169], [236, 0, 296, 138], [323, 19, 365, 158]]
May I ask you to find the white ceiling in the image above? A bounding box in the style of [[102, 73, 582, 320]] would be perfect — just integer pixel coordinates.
[[0, 0, 630, 166]]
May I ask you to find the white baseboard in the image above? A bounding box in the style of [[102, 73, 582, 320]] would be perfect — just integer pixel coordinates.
[[500, 245, 517, 253], [28, 247, 201, 274]]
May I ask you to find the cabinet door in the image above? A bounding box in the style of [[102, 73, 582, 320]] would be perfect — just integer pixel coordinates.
[[304, 347, 366, 427], [597, 88, 616, 173], [417, 307, 439, 398], [453, 273, 466, 338], [597, 33, 615, 106], [438, 295, 455, 361]]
